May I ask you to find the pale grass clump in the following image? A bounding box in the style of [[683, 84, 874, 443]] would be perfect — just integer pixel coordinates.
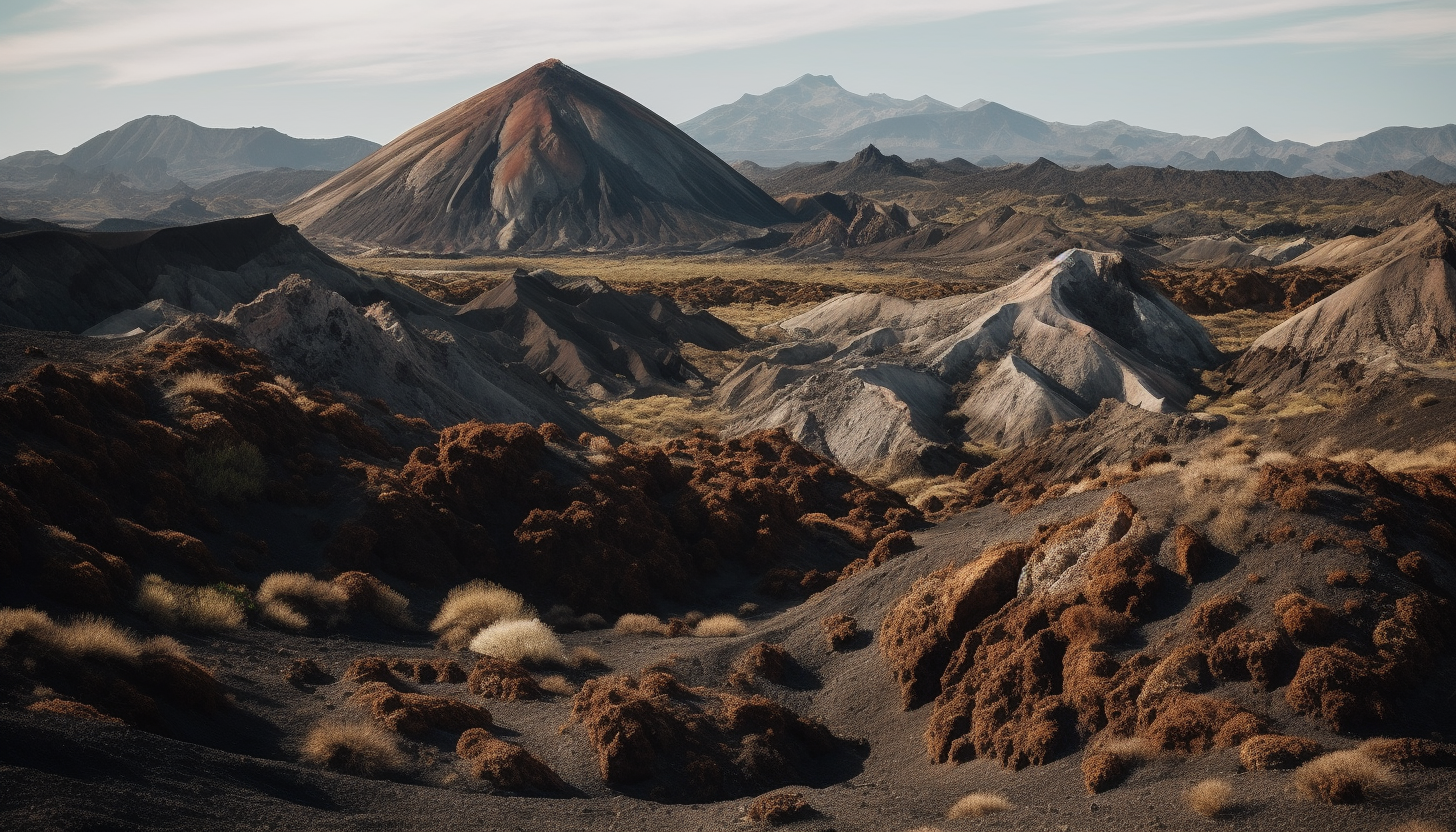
[[1332, 441, 1456, 473], [1295, 749, 1396, 804], [585, 395, 727, 444], [468, 618, 565, 666], [946, 793, 1012, 819], [135, 575, 246, 631], [257, 572, 350, 631], [430, 580, 535, 649], [1175, 438, 1291, 549], [168, 371, 228, 398], [301, 722, 404, 777], [1388, 822, 1451, 832], [1187, 778, 1235, 817], [0, 609, 185, 664], [614, 613, 668, 636], [692, 613, 746, 638], [0, 607, 57, 647]]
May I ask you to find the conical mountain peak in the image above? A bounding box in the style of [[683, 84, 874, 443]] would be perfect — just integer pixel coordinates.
[[282, 61, 789, 252]]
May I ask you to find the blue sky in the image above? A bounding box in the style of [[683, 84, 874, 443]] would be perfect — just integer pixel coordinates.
[[0, 0, 1452, 158]]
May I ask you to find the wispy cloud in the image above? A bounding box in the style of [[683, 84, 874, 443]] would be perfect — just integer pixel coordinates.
[[1048, 3, 1456, 58], [0, 1, 1049, 85], [0, 0, 1449, 87]]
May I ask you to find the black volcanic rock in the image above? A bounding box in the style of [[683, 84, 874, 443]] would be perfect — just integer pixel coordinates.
[[282, 60, 791, 252], [0, 214, 433, 332], [455, 270, 746, 398]]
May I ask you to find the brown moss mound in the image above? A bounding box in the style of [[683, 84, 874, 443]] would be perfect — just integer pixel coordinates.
[[1275, 593, 1339, 643], [342, 656, 464, 686], [729, 642, 792, 687], [1081, 751, 1132, 794], [455, 727, 566, 791], [1240, 734, 1323, 770], [348, 681, 492, 736], [745, 791, 812, 825], [1139, 695, 1267, 754], [468, 656, 542, 700], [569, 672, 838, 801], [880, 540, 1031, 708], [284, 657, 332, 688], [821, 613, 858, 651], [918, 493, 1159, 769]]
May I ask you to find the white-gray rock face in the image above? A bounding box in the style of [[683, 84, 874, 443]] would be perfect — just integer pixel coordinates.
[[718, 249, 1221, 478]]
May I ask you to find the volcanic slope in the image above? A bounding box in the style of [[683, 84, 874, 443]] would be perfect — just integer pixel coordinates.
[[282, 60, 792, 252], [1231, 206, 1456, 397], [717, 249, 1221, 479], [0, 214, 428, 333]]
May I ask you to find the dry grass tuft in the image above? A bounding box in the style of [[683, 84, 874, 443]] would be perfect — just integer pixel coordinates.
[[257, 572, 349, 631], [169, 371, 228, 398], [468, 619, 565, 666], [1295, 749, 1396, 804], [26, 698, 125, 725], [692, 613, 746, 638], [947, 793, 1012, 819], [569, 646, 607, 669], [585, 395, 726, 444], [430, 581, 534, 650], [538, 674, 577, 696], [333, 572, 414, 629], [1187, 778, 1235, 817], [134, 574, 246, 631], [614, 613, 668, 636], [301, 722, 404, 777], [1412, 392, 1440, 408]]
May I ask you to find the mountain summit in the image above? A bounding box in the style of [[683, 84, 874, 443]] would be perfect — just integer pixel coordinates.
[[282, 60, 790, 252]]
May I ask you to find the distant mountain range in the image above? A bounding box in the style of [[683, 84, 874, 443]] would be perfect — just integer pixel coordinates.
[[680, 75, 1456, 182], [0, 115, 380, 188]]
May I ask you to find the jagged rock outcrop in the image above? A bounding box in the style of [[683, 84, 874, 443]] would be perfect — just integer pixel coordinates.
[[718, 250, 1220, 477]]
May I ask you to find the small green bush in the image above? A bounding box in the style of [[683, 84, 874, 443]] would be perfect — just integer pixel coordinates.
[[186, 443, 266, 502]]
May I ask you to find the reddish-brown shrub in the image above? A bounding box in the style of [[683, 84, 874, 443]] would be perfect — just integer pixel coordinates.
[[284, 657, 332, 688], [1276, 593, 1339, 643], [880, 541, 1030, 707], [455, 727, 566, 791], [821, 613, 858, 651], [1286, 646, 1384, 731], [729, 642, 791, 686], [1189, 594, 1247, 639], [1139, 695, 1267, 754], [467, 657, 542, 701], [1082, 751, 1131, 794], [745, 791, 811, 825], [348, 681, 492, 736], [1171, 524, 1209, 584], [1358, 738, 1456, 769], [1240, 734, 1323, 770], [568, 672, 836, 798], [1207, 628, 1290, 689]]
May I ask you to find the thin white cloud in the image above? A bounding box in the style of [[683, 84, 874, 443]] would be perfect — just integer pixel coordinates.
[[1, 0, 1448, 86], [1050, 4, 1456, 57], [0, 0, 1050, 85]]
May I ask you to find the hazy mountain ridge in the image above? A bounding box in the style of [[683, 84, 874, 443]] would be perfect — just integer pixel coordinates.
[[683, 75, 1456, 180], [1, 115, 380, 189]]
